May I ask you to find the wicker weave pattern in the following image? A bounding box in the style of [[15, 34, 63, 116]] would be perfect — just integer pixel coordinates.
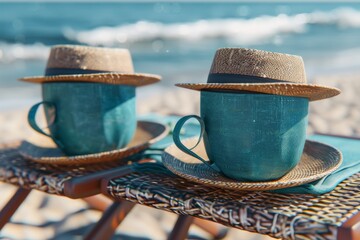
[[21, 73, 160, 86], [163, 138, 342, 191], [0, 142, 131, 195], [46, 45, 135, 72], [107, 170, 360, 239], [20, 45, 161, 85], [175, 83, 340, 101], [209, 48, 306, 83]]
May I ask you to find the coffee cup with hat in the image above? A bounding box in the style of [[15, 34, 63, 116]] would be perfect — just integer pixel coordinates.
[[166, 48, 341, 185], [19, 45, 169, 165]]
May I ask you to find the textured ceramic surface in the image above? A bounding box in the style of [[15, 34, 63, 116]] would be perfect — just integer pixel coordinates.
[[173, 91, 309, 181], [28, 82, 136, 156]]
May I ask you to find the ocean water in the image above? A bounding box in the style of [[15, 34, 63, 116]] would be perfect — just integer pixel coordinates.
[[1, 2, 360, 109]]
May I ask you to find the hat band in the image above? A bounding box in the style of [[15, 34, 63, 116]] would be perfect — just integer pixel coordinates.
[[45, 68, 115, 76], [207, 73, 292, 84]]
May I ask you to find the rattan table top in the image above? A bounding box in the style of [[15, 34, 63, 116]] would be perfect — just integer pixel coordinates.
[[106, 167, 360, 240], [1, 137, 359, 239], [0, 142, 133, 195]]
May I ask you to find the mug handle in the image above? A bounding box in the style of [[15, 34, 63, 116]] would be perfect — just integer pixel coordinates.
[[172, 115, 221, 173], [28, 101, 56, 138]]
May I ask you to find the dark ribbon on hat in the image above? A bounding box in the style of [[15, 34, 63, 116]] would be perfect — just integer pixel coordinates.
[[45, 68, 114, 76], [207, 73, 291, 84]]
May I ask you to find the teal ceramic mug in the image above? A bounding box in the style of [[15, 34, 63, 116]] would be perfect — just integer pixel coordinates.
[[173, 91, 309, 182], [28, 82, 136, 156]]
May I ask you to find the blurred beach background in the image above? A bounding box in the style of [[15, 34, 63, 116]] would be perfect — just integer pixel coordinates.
[[0, 1, 359, 239], [1, 1, 360, 110]]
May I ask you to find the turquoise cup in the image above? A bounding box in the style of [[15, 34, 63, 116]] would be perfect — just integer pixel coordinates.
[[28, 82, 136, 156], [173, 91, 309, 182]]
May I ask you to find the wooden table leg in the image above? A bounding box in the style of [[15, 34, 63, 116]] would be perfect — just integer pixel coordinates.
[[168, 215, 194, 240], [0, 188, 31, 230], [83, 194, 112, 212], [193, 218, 229, 239], [338, 212, 360, 240], [84, 200, 136, 240]]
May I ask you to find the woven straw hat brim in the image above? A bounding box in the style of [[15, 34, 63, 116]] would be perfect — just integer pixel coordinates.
[[19, 121, 169, 165], [162, 137, 342, 191], [20, 72, 161, 86], [176, 83, 341, 101]]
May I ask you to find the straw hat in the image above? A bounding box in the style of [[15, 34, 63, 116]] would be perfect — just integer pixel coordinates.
[[176, 48, 340, 101], [20, 45, 161, 86]]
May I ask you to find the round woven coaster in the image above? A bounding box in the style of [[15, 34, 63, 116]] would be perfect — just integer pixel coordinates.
[[162, 137, 342, 191], [19, 121, 169, 165]]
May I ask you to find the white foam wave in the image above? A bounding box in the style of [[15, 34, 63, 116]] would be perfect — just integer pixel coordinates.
[[0, 42, 49, 63], [64, 7, 360, 46], [64, 16, 305, 46], [306, 8, 360, 28]]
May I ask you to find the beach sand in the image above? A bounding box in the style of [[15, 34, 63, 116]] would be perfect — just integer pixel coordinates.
[[0, 73, 359, 239]]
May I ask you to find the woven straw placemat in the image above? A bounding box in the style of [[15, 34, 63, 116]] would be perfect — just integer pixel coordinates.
[[162, 137, 342, 191], [19, 121, 169, 165]]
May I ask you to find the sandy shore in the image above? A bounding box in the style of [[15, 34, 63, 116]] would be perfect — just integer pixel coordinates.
[[0, 73, 359, 239]]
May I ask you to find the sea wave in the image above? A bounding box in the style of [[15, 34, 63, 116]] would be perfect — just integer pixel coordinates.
[[64, 8, 360, 46], [0, 42, 49, 63]]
